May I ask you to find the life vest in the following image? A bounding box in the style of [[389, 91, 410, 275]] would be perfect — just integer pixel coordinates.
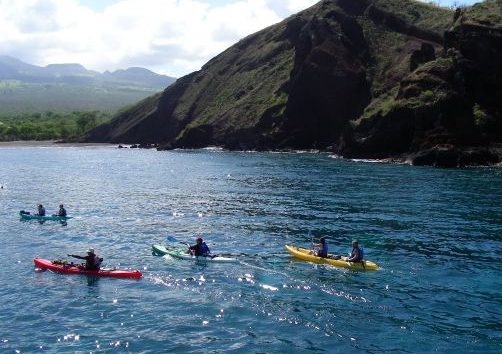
[[199, 242, 210, 257], [86, 254, 102, 269], [59, 208, 67, 217], [319, 240, 328, 257], [39, 207, 46, 216], [350, 246, 364, 261]]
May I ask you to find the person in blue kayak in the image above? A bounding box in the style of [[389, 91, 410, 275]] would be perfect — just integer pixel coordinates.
[[312, 236, 328, 258], [188, 237, 211, 257], [56, 204, 67, 217], [68, 248, 103, 270], [36, 204, 46, 216], [344, 240, 364, 262]]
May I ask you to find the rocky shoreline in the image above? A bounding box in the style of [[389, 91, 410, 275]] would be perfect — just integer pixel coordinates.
[[1, 139, 500, 168], [116, 142, 502, 168]]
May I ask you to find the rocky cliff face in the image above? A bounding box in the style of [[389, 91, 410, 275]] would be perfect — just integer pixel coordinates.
[[340, 0, 502, 167], [86, 0, 502, 167]]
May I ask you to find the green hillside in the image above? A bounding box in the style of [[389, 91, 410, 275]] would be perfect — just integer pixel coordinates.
[[0, 80, 159, 114], [0, 57, 176, 114]]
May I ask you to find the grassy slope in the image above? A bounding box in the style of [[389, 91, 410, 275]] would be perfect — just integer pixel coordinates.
[[177, 0, 454, 141], [173, 21, 296, 140], [0, 80, 162, 114], [461, 0, 502, 28], [374, 0, 453, 31], [353, 0, 453, 124], [355, 0, 502, 126], [361, 0, 452, 94]]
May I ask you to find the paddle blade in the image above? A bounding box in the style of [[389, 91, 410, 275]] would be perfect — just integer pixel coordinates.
[[166, 235, 177, 242]]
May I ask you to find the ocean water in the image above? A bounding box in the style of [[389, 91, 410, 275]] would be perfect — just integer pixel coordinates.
[[0, 146, 500, 353]]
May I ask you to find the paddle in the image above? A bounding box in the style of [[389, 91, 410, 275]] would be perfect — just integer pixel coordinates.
[[166, 234, 190, 247]]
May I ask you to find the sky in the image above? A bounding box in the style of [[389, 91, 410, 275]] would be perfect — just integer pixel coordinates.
[[0, 0, 481, 78]]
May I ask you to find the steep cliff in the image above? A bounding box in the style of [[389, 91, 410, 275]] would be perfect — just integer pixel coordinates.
[[86, 0, 501, 167], [340, 0, 502, 166]]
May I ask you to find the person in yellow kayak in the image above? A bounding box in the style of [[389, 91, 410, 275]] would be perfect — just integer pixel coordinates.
[[344, 240, 364, 262], [311, 237, 328, 258], [68, 248, 103, 270]]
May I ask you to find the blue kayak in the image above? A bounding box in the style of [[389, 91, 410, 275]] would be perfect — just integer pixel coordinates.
[[19, 211, 72, 221]]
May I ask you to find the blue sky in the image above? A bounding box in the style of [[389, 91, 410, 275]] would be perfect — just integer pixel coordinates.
[[0, 0, 485, 77]]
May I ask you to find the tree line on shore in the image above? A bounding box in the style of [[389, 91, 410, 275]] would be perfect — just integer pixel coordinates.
[[0, 111, 111, 141]]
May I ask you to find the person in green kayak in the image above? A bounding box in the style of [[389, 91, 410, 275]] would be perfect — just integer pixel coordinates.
[[56, 204, 67, 217], [344, 240, 364, 262], [311, 236, 328, 258], [36, 204, 46, 216], [188, 237, 211, 257], [68, 248, 103, 270]]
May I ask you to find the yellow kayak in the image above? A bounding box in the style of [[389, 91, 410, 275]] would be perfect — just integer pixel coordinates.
[[285, 245, 378, 271]]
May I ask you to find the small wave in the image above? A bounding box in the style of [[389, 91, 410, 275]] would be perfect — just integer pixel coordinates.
[[270, 149, 321, 154], [202, 146, 225, 152], [260, 284, 279, 291], [350, 158, 387, 163]]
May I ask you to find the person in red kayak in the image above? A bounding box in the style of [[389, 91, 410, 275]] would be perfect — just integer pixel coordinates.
[[188, 237, 211, 257], [68, 248, 103, 270]]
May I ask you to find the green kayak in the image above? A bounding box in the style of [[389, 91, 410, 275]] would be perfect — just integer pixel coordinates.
[[152, 244, 238, 263], [19, 211, 72, 221]]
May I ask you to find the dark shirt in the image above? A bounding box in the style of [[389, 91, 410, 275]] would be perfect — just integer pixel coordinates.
[[58, 207, 67, 217], [69, 254, 102, 270], [319, 240, 328, 258], [189, 242, 211, 257], [347, 246, 363, 262]]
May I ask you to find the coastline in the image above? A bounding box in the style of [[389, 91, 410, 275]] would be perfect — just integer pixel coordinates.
[[1, 140, 500, 168]]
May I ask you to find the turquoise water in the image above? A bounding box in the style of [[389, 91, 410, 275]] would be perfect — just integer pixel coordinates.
[[0, 146, 500, 353]]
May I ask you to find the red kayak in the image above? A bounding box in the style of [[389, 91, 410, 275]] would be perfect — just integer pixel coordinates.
[[33, 258, 142, 279]]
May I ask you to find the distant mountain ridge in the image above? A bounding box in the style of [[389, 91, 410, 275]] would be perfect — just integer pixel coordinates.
[[0, 56, 176, 113], [0, 56, 175, 88]]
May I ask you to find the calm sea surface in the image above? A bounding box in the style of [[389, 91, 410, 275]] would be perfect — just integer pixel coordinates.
[[0, 146, 500, 353]]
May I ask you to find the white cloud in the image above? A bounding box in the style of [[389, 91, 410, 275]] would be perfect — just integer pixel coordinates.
[[0, 0, 319, 77]]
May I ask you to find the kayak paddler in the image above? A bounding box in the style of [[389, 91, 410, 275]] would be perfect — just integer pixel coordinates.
[[311, 236, 328, 258], [188, 237, 211, 257], [68, 248, 103, 270], [56, 204, 67, 217], [344, 240, 364, 262], [36, 204, 46, 216]]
